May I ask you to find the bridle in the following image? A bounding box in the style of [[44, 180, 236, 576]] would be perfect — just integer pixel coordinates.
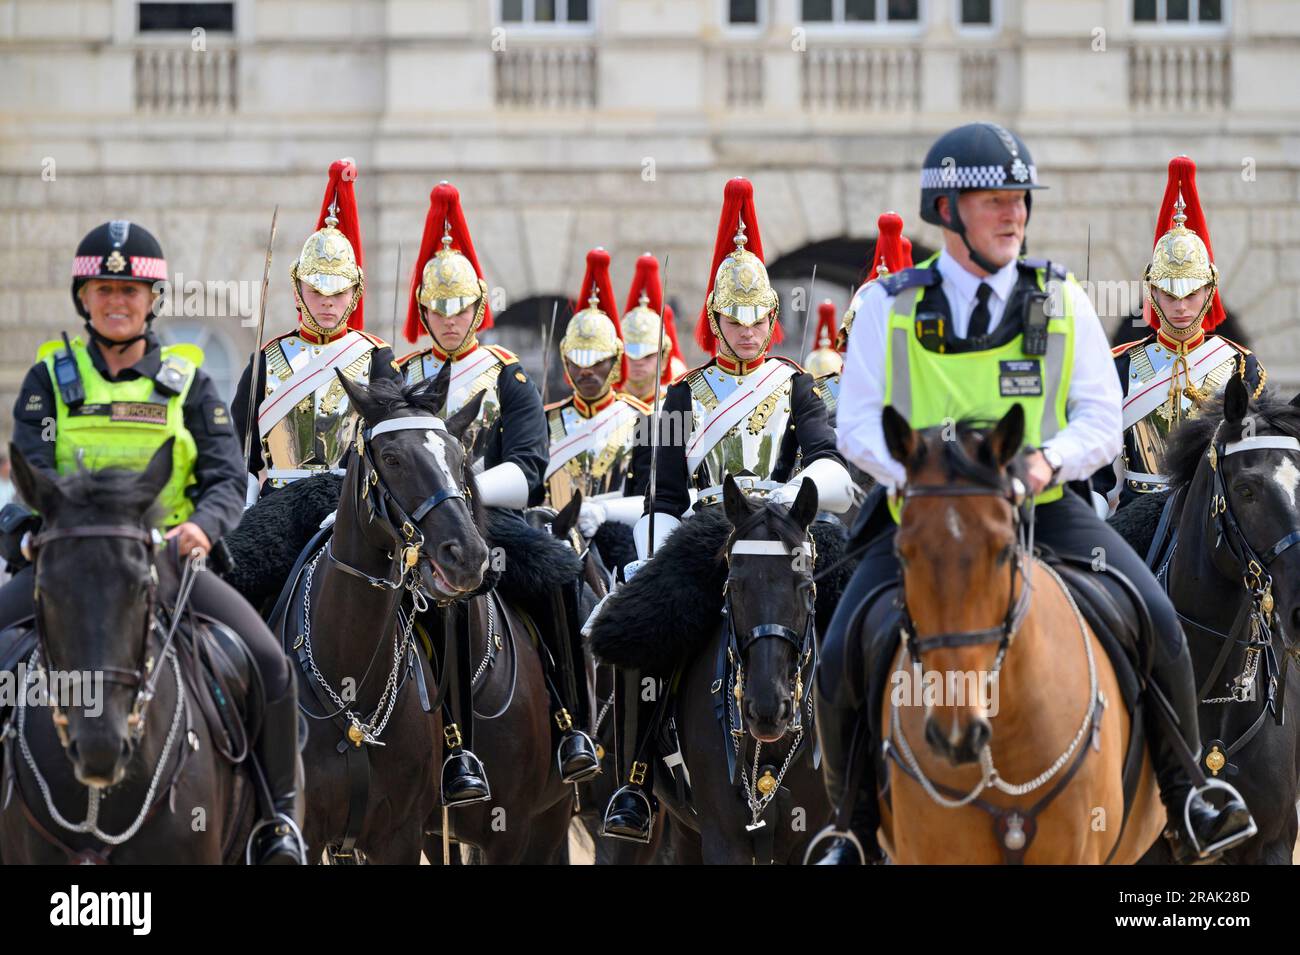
[[29, 523, 202, 748], [896, 478, 1034, 683], [328, 414, 469, 600]]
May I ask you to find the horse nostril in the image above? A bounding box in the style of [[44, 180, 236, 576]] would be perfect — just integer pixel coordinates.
[[438, 539, 463, 565], [779, 699, 792, 721], [967, 717, 992, 754]]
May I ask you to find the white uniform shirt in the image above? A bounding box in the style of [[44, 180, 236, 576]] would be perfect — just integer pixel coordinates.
[[838, 249, 1121, 491]]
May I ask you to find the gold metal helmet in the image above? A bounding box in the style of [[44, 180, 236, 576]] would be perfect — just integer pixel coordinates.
[[561, 289, 624, 384], [290, 207, 364, 336], [706, 217, 779, 328], [418, 223, 488, 328], [622, 292, 668, 361], [1144, 191, 1218, 332]]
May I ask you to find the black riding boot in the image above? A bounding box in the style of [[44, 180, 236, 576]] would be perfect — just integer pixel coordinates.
[[548, 581, 600, 784], [442, 605, 490, 806], [602, 668, 657, 843], [808, 684, 884, 865], [1146, 640, 1255, 863], [248, 684, 307, 865]]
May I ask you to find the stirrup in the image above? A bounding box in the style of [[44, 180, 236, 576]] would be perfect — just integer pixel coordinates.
[[802, 824, 867, 866], [1183, 778, 1257, 860], [600, 785, 654, 845], [441, 750, 492, 806], [557, 729, 602, 784], [244, 812, 308, 866]]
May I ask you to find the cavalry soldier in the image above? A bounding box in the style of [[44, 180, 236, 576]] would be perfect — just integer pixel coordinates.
[[601, 177, 856, 843], [544, 247, 649, 540], [398, 181, 595, 799], [230, 159, 400, 498], [1094, 156, 1263, 510], [805, 301, 843, 423], [619, 252, 687, 405], [0, 221, 306, 864], [817, 123, 1255, 864]]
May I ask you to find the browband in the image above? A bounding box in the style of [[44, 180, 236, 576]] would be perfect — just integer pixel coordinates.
[[367, 415, 446, 439], [1224, 436, 1300, 456], [731, 540, 808, 558]]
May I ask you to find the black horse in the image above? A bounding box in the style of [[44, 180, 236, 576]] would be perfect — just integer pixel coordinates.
[[0, 442, 256, 863], [277, 369, 490, 863], [590, 475, 836, 864], [1114, 376, 1300, 864]]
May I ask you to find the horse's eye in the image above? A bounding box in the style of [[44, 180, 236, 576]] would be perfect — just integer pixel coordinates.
[[996, 544, 1014, 565], [382, 453, 401, 468], [1232, 482, 1254, 502]]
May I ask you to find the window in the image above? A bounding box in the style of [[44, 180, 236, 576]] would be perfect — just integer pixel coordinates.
[[138, 2, 234, 32], [729, 0, 760, 24], [960, 0, 992, 25], [801, 0, 918, 23], [1133, 0, 1222, 23], [501, 0, 591, 24]]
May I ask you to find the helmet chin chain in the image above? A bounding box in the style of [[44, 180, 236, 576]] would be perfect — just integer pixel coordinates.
[[709, 310, 778, 366]]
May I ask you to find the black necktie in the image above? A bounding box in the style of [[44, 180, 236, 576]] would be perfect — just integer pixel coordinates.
[[968, 282, 993, 340]]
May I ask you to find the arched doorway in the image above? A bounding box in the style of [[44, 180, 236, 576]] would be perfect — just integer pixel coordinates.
[[487, 293, 573, 403]]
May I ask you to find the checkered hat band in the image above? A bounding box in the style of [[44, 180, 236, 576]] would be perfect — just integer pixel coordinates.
[[920, 164, 1037, 189], [72, 255, 101, 277], [130, 256, 168, 280]]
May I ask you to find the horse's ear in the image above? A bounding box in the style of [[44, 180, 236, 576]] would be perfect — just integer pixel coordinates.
[[445, 391, 485, 448], [336, 370, 381, 424], [723, 474, 753, 527], [787, 476, 819, 530], [9, 443, 60, 516], [882, 405, 916, 466], [986, 404, 1025, 469], [553, 491, 581, 540], [1223, 372, 1249, 427], [1290, 391, 1300, 409], [138, 438, 175, 509], [426, 360, 453, 417]]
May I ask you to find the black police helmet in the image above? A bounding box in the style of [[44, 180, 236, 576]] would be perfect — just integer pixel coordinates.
[[70, 220, 168, 320]]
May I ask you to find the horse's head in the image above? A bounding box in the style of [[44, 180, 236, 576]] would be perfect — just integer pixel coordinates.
[[336, 364, 490, 598], [10, 440, 173, 788], [882, 403, 1027, 766], [722, 473, 819, 743], [1167, 374, 1300, 638]]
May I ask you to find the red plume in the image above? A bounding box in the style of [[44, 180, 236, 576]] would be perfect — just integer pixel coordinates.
[[1144, 155, 1224, 331], [696, 178, 782, 354], [404, 181, 492, 344], [625, 253, 684, 384], [574, 248, 627, 388], [865, 212, 909, 283], [813, 300, 837, 351], [311, 158, 365, 330]]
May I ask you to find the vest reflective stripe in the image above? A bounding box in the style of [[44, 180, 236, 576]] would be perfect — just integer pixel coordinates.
[[41, 337, 203, 528], [884, 256, 1075, 519]]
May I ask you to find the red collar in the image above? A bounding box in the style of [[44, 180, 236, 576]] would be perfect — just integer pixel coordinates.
[[296, 322, 351, 346], [715, 353, 767, 376], [430, 339, 479, 362], [1156, 328, 1206, 353], [572, 389, 616, 418]]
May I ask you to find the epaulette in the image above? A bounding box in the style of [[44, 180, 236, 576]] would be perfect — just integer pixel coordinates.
[[1214, 335, 1253, 357], [1110, 337, 1149, 358], [880, 267, 941, 297], [396, 347, 428, 368], [1018, 257, 1069, 281], [617, 392, 652, 414], [486, 344, 519, 365], [355, 330, 390, 347], [264, 329, 299, 347], [771, 355, 806, 374], [543, 396, 573, 413]]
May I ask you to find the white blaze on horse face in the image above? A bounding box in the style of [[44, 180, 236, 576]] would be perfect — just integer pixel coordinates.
[[1272, 457, 1300, 510], [423, 430, 457, 489], [945, 506, 963, 541]]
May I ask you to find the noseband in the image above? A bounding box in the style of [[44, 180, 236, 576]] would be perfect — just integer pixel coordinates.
[[330, 414, 468, 596], [897, 479, 1033, 679]]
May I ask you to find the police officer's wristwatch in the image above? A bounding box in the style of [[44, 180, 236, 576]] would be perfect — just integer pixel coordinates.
[[1040, 446, 1064, 487]]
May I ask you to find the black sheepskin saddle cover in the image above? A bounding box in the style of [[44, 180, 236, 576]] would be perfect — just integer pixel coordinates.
[[224, 473, 579, 612], [1106, 492, 1168, 564], [588, 509, 854, 677]]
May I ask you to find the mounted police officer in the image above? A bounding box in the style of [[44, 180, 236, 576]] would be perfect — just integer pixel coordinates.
[[230, 159, 400, 498], [397, 181, 598, 800], [601, 177, 856, 844], [0, 220, 306, 864], [1095, 155, 1263, 510], [815, 123, 1256, 865]]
